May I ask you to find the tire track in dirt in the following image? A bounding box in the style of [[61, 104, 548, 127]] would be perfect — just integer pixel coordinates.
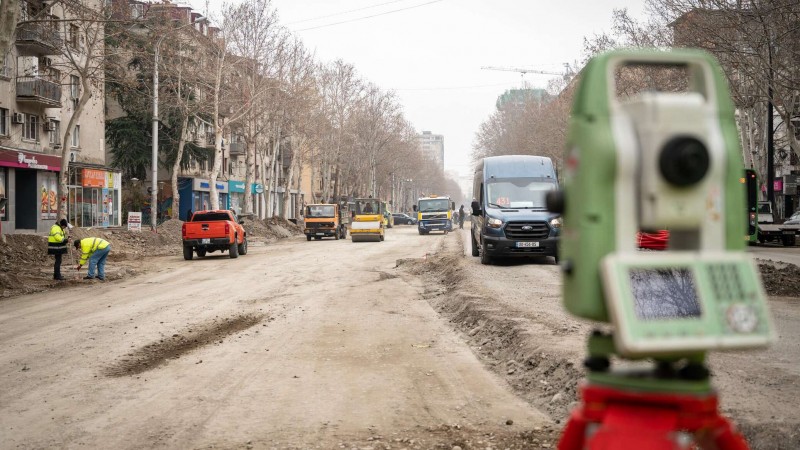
[[104, 314, 265, 377]]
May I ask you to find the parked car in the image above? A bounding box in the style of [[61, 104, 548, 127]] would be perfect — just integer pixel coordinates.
[[392, 213, 417, 225]]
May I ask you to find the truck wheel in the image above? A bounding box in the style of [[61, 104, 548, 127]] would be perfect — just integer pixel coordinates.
[[229, 238, 239, 258], [306, 235, 312, 241], [471, 233, 479, 257], [782, 234, 796, 247], [480, 239, 492, 265], [380, 233, 384, 241], [196, 249, 206, 258], [334, 230, 340, 240], [238, 237, 248, 255], [183, 246, 193, 261]]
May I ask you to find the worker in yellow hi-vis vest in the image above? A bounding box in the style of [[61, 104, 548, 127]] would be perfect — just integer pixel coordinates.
[[73, 237, 111, 281]]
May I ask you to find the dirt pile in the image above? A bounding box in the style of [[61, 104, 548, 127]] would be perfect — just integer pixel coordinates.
[[758, 260, 800, 297], [0, 216, 302, 300], [404, 235, 583, 422]]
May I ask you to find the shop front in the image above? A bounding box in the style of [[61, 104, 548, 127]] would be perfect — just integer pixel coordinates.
[[228, 180, 264, 216], [177, 177, 229, 220], [0, 148, 62, 233], [66, 166, 122, 228]]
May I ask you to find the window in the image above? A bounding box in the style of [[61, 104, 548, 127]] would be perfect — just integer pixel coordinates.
[[69, 24, 79, 48], [71, 125, 80, 147], [0, 53, 12, 79], [23, 114, 39, 141], [70, 75, 80, 99], [0, 108, 8, 137], [49, 120, 60, 145]]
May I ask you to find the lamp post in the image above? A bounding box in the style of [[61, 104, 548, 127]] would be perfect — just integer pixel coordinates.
[[151, 18, 206, 231]]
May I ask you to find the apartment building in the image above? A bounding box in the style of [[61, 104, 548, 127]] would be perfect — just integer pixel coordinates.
[[418, 131, 444, 171], [1, 0, 115, 233]]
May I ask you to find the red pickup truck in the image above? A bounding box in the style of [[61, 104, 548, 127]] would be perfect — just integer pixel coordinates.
[[182, 210, 247, 260]]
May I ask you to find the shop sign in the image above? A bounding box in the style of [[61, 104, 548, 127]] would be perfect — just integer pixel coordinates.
[[106, 172, 115, 189], [128, 212, 142, 231], [228, 180, 246, 193], [82, 169, 106, 187], [774, 179, 783, 193], [192, 178, 228, 193], [254, 183, 264, 194], [0, 149, 62, 171]]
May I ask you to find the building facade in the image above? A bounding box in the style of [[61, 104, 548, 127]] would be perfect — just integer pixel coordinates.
[[417, 131, 444, 171], [1, 0, 115, 233]]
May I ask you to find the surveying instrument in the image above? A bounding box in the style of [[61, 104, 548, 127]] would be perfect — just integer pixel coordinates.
[[548, 49, 774, 449]]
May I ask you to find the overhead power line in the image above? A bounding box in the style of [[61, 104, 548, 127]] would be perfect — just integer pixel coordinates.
[[285, 0, 411, 25], [295, 0, 445, 32], [393, 82, 517, 92]]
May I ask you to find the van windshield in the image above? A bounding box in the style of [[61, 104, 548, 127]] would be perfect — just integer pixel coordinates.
[[486, 178, 556, 209]]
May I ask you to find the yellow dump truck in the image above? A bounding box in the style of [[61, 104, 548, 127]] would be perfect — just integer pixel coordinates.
[[303, 204, 347, 240], [350, 198, 385, 242]]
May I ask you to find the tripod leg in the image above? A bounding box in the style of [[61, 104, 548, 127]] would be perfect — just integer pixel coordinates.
[[558, 408, 589, 450]]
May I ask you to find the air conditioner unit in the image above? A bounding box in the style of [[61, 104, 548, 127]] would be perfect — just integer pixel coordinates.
[[12, 113, 25, 124], [40, 57, 53, 67], [69, 151, 77, 162], [44, 121, 56, 131], [53, 143, 62, 150]]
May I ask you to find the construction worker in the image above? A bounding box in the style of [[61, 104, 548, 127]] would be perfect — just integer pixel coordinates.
[[73, 237, 111, 281], [47, 219, 70, 281]]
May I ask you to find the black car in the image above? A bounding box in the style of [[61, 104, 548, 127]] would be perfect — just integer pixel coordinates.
[[392, 213, 417, 225]]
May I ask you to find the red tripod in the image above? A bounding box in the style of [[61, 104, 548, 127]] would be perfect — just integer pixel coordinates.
[[558, 383, 749, 450]]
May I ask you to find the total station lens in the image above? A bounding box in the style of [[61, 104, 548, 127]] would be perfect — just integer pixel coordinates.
[[659, 136, 710, 187]]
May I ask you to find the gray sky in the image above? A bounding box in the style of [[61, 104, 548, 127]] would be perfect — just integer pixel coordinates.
[[190, 0, 647, 177]]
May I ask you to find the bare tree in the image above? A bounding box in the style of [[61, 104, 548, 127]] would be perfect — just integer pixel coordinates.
[[0, 0, 20, 57]]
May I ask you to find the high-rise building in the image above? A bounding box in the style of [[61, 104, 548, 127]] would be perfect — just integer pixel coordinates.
[[418, 131, 444, 171]]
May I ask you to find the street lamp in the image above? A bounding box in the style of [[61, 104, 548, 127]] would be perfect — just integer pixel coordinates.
[[152, 18, 207, 231]]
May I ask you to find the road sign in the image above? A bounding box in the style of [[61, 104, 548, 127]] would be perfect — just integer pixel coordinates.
[[128, 212, 142, 231]]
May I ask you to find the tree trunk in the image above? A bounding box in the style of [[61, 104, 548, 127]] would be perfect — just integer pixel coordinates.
[[244, 139, 255, 214], [209, 50, 225, 210], [0, 0, 19, 59], [171, 115, 190, 220], [59, 79, 93, 220], [281, 147, 296, 219]]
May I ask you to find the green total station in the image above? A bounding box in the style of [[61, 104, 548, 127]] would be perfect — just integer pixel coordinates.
[[550, 49, 774, 366]]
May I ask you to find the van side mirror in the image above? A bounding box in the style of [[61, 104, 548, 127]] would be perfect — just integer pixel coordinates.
[[546, 190, 564, 214], [471, 200, 481, 216], [412, 205, 418, 212], [451, 201, 455, 210]]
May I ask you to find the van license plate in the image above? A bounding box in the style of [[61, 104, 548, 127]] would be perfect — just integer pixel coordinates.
[[516, 241, 539, 248], [201, 238, 210, 244]]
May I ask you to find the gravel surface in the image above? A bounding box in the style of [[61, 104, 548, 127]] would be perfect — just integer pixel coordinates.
[[409, 229, 800, 449]]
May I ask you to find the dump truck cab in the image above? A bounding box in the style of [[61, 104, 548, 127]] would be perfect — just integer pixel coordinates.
[[414, 195, 455, 234], [303, 203, 347, 240], [350, 198, 385, 242]]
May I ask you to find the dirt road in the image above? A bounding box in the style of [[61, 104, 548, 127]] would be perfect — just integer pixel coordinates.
[[0, 227, 551, 449]]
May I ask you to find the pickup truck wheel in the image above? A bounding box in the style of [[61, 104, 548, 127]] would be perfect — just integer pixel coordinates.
[[238, 237, 248, 255], [306, 235, 312, 241], [229, 238, 239, 258], [471, 233, 479, 257], [196, 249, 206, 258], [183, 246, 193, 261]]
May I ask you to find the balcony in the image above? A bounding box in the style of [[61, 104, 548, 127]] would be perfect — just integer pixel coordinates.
[[15, 23, 62, 56], [16, 76, 62, 107], [229, 141, 245, 155]]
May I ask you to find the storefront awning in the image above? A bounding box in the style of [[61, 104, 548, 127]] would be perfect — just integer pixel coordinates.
[[0, 148, 62, 171]]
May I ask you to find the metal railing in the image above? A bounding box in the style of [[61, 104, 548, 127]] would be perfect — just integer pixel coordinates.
[[16, 76, 62, 105], [229, 141, 245, 155], [16, 23, 63, 51]]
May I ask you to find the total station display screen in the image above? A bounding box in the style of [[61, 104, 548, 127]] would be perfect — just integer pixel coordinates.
[[628, 268, 702, 320]]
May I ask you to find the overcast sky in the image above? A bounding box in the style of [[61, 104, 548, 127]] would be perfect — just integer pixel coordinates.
[[189, 0, 647, 177]]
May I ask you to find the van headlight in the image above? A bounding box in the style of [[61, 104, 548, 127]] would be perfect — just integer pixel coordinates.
[[549, 217, 562, 229], [487, 217, 503, 229]]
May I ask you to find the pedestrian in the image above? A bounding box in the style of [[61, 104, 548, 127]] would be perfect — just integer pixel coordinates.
[[74, 237, 111, 281], [458, 205, 466, 229], [47, 218, 70, 281]]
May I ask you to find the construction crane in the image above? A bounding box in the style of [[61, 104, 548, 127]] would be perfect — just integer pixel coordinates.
[[481, 64, 573, 85]]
